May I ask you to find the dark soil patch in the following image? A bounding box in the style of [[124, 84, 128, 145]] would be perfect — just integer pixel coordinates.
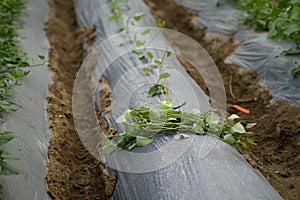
[[144, 0, 300, 199], [45, 0, 115, 199]]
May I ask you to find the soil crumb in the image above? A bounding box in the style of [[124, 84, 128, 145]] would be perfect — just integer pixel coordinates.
[[144, 0, 300, 199], [45, 0, 115, 199]]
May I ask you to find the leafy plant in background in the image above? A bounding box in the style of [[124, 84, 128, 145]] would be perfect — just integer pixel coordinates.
[[0, 0, 46, 197], [0, 131, 23, 196], [225, 0, 300, 77]]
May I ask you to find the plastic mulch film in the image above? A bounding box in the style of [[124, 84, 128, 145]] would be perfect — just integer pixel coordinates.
[[176, 0, 300, 108], [74, 0, 282, 199], [1, 0, 51, 199]]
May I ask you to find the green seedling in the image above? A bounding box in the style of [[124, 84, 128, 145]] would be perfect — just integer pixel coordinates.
[[108, 1, 174, 95], [146, 49, 172, 100]]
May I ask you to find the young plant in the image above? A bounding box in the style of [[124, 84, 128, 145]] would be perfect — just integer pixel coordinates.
[[109, 0, 129, 31], [146, 49, 173, 100], [126, 12, 147, 45], [108, 2, 173, 96]]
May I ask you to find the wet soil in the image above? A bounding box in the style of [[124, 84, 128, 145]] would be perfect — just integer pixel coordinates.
[[45, 0, 115, 199], [144, 0, 300, 199]]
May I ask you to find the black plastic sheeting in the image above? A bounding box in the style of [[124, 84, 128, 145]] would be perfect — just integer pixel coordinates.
[[176, 0, 300, 108], [1, 0, 51, 199], [74, 0, 282, 199]]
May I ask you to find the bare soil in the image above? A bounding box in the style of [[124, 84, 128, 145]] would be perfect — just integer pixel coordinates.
[[144, 0, 300, 199], [45, 0, 115, 199], [44, 0, 300, 199]]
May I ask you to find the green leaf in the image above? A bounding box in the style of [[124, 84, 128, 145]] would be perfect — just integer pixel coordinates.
[[227, 114, 240, 123], [159, 72, 170, 79], [109, 13, 115, 21], [142, 28, 151, 35], [246, 123, 256, 129], [0, 101, 18, 112], [157, 19, 166, 28], [153, 59, 162, 66], [290, 0, 300, 4], [0, 161, 23, 175], [192, 123, 205, 134], [136, 136, 153, 147], [246, 138, 257, 145], [231, 122, 246, 133], [0, 132, 15, 145], [142, 67, 151, 75], [1, 150, 20, 160], [38, 55, 45, 60], [147, 52, 153, 59], [124, 123, 144, 136], [134, 12, 145, 21], [110, 1, 116, 8], [148, 86, 161, 97], [292, 65, 300, 77], [132, 49, 142, 55], [166, 51, 172, 57], [118, 26, 125, 31], [223, 134, 236, 145], [101, 138, 118, 154], [166, 65, 174, 69], [128, 142, 137, 150], [174, 134, 181, 140], [240, 132, 253, 137], [11, 70, 20, 78], [207, 114, 220, 128], [240, 142, 247, 147], [283, 23, 300, 36], [138, 54, 146, 61], [116, 136, 128, 148], [135, 40, 145, 47], [116, 110, 130, 123], [24, 70, 30, 76]]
